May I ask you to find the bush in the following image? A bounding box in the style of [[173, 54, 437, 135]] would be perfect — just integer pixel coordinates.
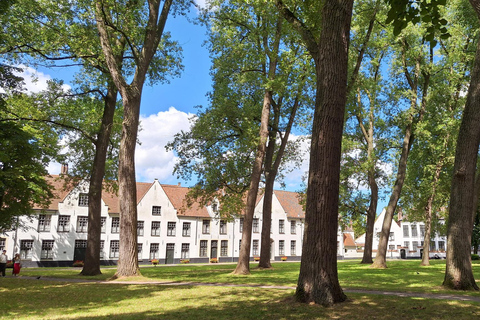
[[151, 259, 159, 266], [281, 256, 287, 261], [210, 258, 218, 263], [180, 259, 190, 264], [472, 254, 479, 260]]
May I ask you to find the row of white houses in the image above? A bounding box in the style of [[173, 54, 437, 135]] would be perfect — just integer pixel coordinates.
[[0, 175, 449, 267], [0, 176, 318, 266]]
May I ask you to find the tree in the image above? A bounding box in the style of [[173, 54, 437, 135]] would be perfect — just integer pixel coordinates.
[[277, 0, 353, 306], [442, 0, 480, 290], [95, 0, 186, 277]]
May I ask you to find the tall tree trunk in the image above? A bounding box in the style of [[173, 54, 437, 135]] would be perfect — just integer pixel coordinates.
[[233, 90, 272, 275], [95, 0, 173, 278], [442, 10, 480, 288], [373, 47, 430, 268], [362, 169, 378, 264], [259, 92, 299, 268], [278, 0, 354, 306], [81, 81, 118, 276], [116, 91, 142, 277]]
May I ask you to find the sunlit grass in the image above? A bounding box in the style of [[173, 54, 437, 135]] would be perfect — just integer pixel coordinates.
[[1, 278, 480, 320]]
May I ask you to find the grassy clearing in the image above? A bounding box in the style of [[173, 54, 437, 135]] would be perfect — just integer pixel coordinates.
[[1, 259, 478, 319], [0, 279, 479, 320]]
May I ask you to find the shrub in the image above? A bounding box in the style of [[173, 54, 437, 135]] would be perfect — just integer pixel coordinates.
[[151, 259, 159, 266], [472, 254, 479, 260], [210, 258, 218, 263], [281, 256, 287, 261], [180, 259, 190, 264], [253, 256, 260, 261], [6, 260, 13, 268]]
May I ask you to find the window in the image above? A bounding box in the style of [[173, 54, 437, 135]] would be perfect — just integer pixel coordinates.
[[110, 240, 119, 258], [152, 206, 161, 216], [412, 241, 419, 250], [202, 220, 210, 234], [279, 240, 285, 256], [78, 193, 89, 207], [150, 243, 159, 260], [389, 245, 395, 250], [404, 241, 410, 249], [403, 225, 409, 237], [182, 222, 191, 237], [111, 217, 120, 233], [420, 225, 425, 238], [411, 224, 418, 237], [200, 240, 208, 257], [38, 215, 51, 232], [252, 239, 259, 256], [75, 239, 87, 249], [221, 240, 228, 257], [151, 221, 161, 236], [253, 218, 259, 233], [430, 241, 436, 251], [0, 238, 5, 251], [389, 232, 395, 241], [291, 240, 296, 256], [137, 221, 144, 237], [58, 215, 70, 232], [239, 218, 244, 233], [438, 241, 445, 251], [279, 220, 285, 234], [181, 243, 190, 259], [291, 220, 296, 234], [77, 216, 88, 233], [100, 240, 104, 259], [167, 222, 176, 236], [41, 240, 54, 259], [100, 217, 106, 233], [20, 240, 33, 260], [220, 220, 227, 234], [138, 243, 143, 261], [212, 203, 218, 214]]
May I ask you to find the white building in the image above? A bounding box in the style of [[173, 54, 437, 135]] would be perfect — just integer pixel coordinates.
[[1, 176, 337, 267], [353, 209, 447, 259]]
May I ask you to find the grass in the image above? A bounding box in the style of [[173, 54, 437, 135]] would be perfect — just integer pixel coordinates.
[[1, 260, 479, 319]]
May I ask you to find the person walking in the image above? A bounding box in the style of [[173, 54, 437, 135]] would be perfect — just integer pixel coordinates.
[[12, 253, 21, 276], [0, 250, 7, 277]]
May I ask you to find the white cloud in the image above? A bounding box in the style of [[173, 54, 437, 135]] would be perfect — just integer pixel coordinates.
[[275, 133, 310, 192], [15, 65, 71, 93], [135, 107, 194, 184]]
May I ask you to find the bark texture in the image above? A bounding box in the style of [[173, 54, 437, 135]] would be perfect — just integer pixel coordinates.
[[278, 0, 353, 306], [81, 81, 118, 276], [233, 90, 271, 275], [442, 10, 480, 288]]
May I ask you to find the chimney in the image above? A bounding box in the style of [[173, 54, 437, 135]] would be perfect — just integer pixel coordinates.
[[60, 163, 68, 175], [178, 182, 181, 187]]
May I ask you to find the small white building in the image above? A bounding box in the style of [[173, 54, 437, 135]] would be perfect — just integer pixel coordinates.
[[354, 209, 447, 259]]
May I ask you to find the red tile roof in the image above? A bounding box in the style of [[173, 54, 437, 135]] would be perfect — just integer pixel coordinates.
[[273, 190, 305, 219], [162, 184, 210, 218], [33, 175, 75, 210], [343, 233, 356, 247]]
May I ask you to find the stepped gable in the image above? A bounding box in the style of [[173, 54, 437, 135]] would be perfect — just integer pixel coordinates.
[[273, 190, 305, 219], [162, 184, 210, 218], [33, 175, 75, 210]]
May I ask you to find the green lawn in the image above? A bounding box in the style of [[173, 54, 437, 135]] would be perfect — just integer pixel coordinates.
[[1, 260, 478, 319]]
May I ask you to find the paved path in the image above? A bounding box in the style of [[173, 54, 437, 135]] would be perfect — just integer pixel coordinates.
[[15, 276, 480, 303]]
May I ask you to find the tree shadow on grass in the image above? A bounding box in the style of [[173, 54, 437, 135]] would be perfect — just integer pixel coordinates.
[[3, 279, 480, 320]]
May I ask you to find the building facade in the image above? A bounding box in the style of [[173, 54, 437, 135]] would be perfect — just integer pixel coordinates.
[[1, 176, 343, 267]]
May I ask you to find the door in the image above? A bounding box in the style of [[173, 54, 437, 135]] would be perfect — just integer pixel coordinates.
[[165, 243, 175, 264], [211, 240, 218, 259]]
